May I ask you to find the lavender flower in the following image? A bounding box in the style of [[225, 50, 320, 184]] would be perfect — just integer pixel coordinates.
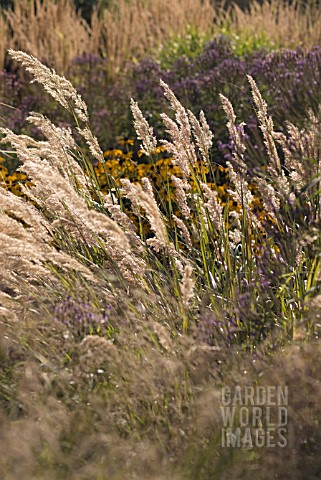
[[54, 296, 111, 341]]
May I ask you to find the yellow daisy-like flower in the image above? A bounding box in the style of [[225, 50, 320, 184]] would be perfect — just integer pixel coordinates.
[[0, 165, 8, 175], [118, 139, 134, 146], [122, 151, 133, 160], [104, 149, 124, 158], [152, 145, 167, 154]]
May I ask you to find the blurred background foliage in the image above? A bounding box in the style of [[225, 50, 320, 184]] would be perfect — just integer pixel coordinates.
[[2, 0, 321, 160], [0, 0, 262, 23]]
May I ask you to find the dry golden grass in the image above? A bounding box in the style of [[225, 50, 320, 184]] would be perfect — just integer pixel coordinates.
[[231, 0, 321, 49], [2, 0, 321, 76], [97, 0, 220, 77], [1, 38, 321, 480], [0, 11, 8, 71], [0, 0, 223, 74], [4, 0, 99, 73]]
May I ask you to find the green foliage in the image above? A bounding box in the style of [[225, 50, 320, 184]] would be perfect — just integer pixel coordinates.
[[219, 22, 277, 56], [155, 25, 212, 68]]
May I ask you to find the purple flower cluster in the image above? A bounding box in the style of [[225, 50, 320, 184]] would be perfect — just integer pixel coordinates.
[[2, 37, 321, 159], [128, 40, 321, 163], [196, 314, 240, 347], [53, 295, 111, 341]]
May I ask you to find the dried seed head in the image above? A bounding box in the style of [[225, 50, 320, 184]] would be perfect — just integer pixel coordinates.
[[121, 179, 168, 247], [172, 215, 192, 248], [180, 264, 195, 306], [188, 109, 213, 165], [130, 98, 157, 156], [220, 94, 247, 174], [159, 80, 197, 178], [171, 176, 191, 219], [9, 50, 88, 122], [77, 127, 105, 163], [200, 182, 224, 232]]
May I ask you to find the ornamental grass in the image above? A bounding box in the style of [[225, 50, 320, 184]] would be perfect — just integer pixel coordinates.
[[1, 48, 321, 479]]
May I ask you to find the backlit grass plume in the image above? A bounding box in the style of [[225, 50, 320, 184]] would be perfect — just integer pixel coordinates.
[[2, 46, 321, 480], [2, 49, 321, 346]]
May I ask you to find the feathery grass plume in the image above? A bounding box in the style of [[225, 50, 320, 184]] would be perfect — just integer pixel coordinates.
[[0, 187, 50, 239], [24, 113, 90, 194], [33, 165, 144, 281], [247, 74, 291, 198], [103, 192, 143, 251], [1, 127, 145, 283], [247, 75, 281, 172], [219, 94, 247, 175], [198, 201, 209, 231], [120, 178, 186, 274], [247, 75, 300, 220], [274, 113, 321, 191], [253, 177, 279, 220], [172, 214, 192, 248], [226, 164, 255, 213], [3, 63, 142, 278], [145, 235, 185, 275], [0, 290, 18, 321], [159, 79, 197, 179], [200, 182, 224, 232], [4, 0, 99, 73], [77, 127, 105, 163], [228, 210, 242, 247], [160, 79, 191, 134], [160, 114, 191, 179], [27, 112, 76, 150], [0, 124, 90, 204], [130, 99, 157, 156], [0, 199, 95, 291], [219, 94, 260, 228], [120, 178, 168, 247], [188, 110, 213, 165], [8, 50, 88, 122], [231, 0, 321, 51], [141, 177, 156, 200], [171, 175, 191, 219], [180, 264, 195, 307]]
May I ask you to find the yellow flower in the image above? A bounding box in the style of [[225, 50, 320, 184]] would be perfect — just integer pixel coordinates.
[[151, 145, 167, 154], [118, 139, 134, 146], [104, 149, 124, 158], [0, 165, 8, 175], [122, 151, 133, 160], [105, 159, 120, 169]]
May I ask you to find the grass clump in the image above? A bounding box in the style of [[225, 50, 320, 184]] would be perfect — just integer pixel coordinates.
[[1, 46, 321, 479]]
